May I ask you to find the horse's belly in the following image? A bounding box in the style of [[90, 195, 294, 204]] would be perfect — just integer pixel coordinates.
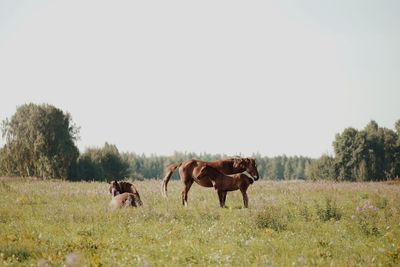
[[225, 186, 239, 192], [195, 177, 214, 187], [109, 199, 122, 210]]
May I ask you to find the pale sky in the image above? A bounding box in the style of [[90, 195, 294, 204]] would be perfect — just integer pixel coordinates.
[[0, 1, 399, 158]]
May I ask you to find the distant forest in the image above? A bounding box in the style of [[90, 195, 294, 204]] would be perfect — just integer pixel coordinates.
[[1, 103, 399, 181], [73, 147, 312, 181]]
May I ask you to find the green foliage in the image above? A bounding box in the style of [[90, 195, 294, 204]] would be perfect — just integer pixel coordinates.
[[118, 152, 312, 180], [332, 120, 400, 181], [315, 197, 342, 221], [1, 103, 398, 182], [351, 202, 381, 236], [333, 127, 359, 181], [0, 103, 79, 179], [74, 143, 129, 181], [305, 154, 336, 181], [251, 155, 311, 180], [0, 246, 30, 262], [0, 178, 399, 266], [255, 205, 289, 231]]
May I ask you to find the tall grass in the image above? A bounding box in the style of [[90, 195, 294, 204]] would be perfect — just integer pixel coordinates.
[[0, 178, 399, 266]]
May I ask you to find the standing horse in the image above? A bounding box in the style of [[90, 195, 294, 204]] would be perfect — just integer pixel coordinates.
[[162, 157, 259, 206], [196, 165, 254, 208]]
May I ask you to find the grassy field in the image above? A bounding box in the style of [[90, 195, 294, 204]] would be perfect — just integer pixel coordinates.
[[0, 178, 399, 266]]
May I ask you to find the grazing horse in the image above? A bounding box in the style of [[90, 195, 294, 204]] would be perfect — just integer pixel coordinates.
[[109, 180, 139, 196], [109, 192, 142, 209], [108, 180, 143, 208], [162, 157, 259, 206], [196, 165, 254, 208]]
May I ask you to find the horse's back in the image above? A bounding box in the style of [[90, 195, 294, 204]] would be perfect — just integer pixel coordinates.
[[109, 193, 134, 210]]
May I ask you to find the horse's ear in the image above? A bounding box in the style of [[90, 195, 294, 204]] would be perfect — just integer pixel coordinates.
[[109, 180, 118, 185], [249, 158, 257, 166]]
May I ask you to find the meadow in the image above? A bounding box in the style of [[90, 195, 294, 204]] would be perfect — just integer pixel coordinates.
[[0, 177, 399, 266]]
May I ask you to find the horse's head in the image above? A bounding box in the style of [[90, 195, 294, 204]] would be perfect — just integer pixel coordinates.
[[233, 158, 260, 180], [109, 180, 121, 197], [246, 158, 260, 180]]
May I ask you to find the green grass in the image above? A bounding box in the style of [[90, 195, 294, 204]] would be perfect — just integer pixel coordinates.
[[0, 178, 399, 266]]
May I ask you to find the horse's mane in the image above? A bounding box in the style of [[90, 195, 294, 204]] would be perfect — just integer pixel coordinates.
[[129, 183, 139, 193], [230, 157, 246, 168], [110, 180, 138, 194]]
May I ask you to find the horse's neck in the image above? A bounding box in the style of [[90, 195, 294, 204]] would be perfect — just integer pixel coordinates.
[[205, 161, 222, 169], [111, 191, 121, 199], [207, 160, 234, 173], [206, 167, 225, 180]]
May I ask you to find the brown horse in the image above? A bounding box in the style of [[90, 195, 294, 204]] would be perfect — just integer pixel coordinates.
[[108, 180, 143, 207], [197, 165, 254, 208], [109, 180, 139, 196], [162, 157, 259, 206], [109, 192, 143, 209]]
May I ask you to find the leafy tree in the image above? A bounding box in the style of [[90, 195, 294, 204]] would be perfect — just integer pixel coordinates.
[[363, 121, 385, 180], [284, 160, 293, 180], [396, 120, 400, 143], [74, 143, 129, 181], [305, 154, 336, 181], [331, 120, 400, 181], [381, 128, 398, 178], [333, 127, 359, 181], [0, 103, 79, 179]]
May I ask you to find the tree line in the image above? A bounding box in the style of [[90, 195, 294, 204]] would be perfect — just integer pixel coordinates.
[[71, 149, 311, 181], [307, 120, 400, 181], [1, 103, 399, 181]]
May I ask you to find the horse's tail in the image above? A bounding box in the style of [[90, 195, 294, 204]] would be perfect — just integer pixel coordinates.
[[162, 162, 182, 197]]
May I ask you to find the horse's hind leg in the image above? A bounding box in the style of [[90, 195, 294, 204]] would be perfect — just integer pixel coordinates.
[[181, 180, 193, 207]]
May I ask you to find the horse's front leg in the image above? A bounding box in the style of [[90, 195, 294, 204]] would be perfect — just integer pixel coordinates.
[[241, 189, 249, 208], [217, 190, 226, 208]]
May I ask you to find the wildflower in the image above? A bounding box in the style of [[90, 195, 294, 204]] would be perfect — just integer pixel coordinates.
[[37, 258, 50, 266], [297, 256, 305, 263], [65, 252, 85, 267], [265, 228, 274, 236]]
